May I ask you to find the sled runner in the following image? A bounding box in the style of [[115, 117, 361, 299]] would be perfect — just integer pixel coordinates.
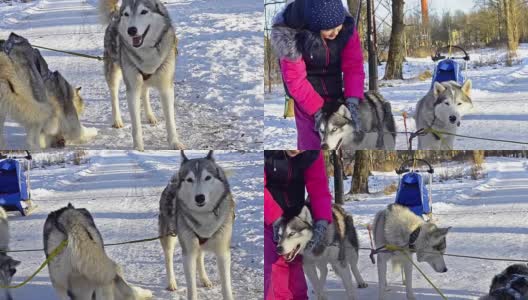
[[431, 45, 470, 87], [0, 151, 36, 216], [395, 159, 434, 218]]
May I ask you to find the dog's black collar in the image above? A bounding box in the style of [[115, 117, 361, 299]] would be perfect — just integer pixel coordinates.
[[409, 227, 421, 250]]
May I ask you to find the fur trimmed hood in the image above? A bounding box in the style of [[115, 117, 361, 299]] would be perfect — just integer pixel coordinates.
[[270, 3, 355, 60]]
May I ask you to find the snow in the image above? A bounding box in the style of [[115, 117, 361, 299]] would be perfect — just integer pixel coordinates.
[[265, 45, 528, 150], [0, 0, 263, 150], [5, 150, 263, 299], [318, 156, 528, 299]]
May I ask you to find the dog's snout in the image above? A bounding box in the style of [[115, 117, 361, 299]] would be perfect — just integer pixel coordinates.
[[442, 267, 448, 273], [449, 115, 457, 123], [195, 194, 205, 204], [321, 143, 329, 150], [127, 27, 138, 36], [276, 246, 284, 253]]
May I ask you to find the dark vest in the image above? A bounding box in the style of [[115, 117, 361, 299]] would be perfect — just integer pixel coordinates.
[[264, 151, 320, 220], [296, 16, 355, 100]]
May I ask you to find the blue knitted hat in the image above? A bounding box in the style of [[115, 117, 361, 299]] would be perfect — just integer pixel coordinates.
[[305, 0, 346, 32]]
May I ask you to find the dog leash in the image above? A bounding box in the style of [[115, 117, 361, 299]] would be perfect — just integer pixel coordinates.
[[0, 239, 68, 289], [31, 44, 104, 61]]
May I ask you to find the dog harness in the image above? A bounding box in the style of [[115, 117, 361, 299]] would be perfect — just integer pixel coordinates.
[[408, 227, 421, 250]]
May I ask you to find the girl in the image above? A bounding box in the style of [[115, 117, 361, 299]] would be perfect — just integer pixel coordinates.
[[271, 0, 365, 149], [264, 150, 333, 299]]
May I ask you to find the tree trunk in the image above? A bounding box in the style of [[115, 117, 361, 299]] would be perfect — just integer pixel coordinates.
[[351, 151, 370, 194], [333, 151, 344, 205], [504, 0, 518, 65], [384, 0, 405, 80]]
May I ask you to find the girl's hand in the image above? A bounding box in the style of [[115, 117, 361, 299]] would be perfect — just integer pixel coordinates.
[[305, 220, 328, 253]]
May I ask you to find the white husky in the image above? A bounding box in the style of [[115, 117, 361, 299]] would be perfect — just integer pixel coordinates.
[[415, 80, 473, 150], [373, 204, 451, 300], [99, 0, 184, 151]]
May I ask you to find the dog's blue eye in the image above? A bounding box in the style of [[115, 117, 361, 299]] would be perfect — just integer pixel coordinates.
[[141, 10, 148, 15], [288, 232, 296, 237], [205, 176, 211, 181], [331, 128, 337, 132], [186, 178, 193, 183]]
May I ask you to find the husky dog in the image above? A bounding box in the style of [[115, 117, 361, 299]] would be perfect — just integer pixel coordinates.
[[373, 204, 451, 300], [43, 203, 153, 300], [159, 151, 234, 300], [276, 205, 367, 300], [0, 207, 20, 300], [318, 91, 396, 151], [0, 33, 96, 149], [99, 0, 183, 151], [480, 264, 528, 300], [415, 80, 473, 150]]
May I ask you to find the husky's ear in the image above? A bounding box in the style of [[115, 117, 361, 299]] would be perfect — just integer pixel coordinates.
[[67, 203, 74, 209], [206, 150, 214, 161], [180, 150, 189, 163], [461, 80, 472, 97], [298, 206, 312, 223], [336, 104, 351, 118], [75, 86, 82, 95], [9, 258, 20, 268], [433, 82, 446, 97], [434, 226, 451, 237]]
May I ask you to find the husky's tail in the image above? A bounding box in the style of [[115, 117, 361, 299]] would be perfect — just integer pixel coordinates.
[[98, 0, 119, 25], [0, 52, 53, 125], [61, 211, 118, 285]]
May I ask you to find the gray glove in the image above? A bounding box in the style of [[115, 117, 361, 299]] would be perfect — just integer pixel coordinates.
[[313, 109, 323, 132], [345, 97, 362, 130], [305, 220, 328, 253], [272, 217, 282, 243]]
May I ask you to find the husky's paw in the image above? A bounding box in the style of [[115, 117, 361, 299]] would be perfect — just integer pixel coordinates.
[[169, 140, 185, 150], [80, 126, 98, 141], [133, 286, 153, 299], [358, 282, 368, 288], [201, 278, 213, 288], [112, 119, 124, 128], [166, 281, 178, 291], [147, 115, 158, 125], [406, 295, 417, 300]]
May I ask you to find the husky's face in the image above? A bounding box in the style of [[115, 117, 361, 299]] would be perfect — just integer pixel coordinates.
[[432, 80, 473, 128], [119, 0, 168, 48], [177, 151, 227, 212], [319, 105, 356, 150], [276, 206, 313, 262], [0, 255, 20, 291], [415, 225, 451, 273]]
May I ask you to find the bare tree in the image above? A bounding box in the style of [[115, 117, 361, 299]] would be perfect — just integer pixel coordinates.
[[383, 0, 405, 80]]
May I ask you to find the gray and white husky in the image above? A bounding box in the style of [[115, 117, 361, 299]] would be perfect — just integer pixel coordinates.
[[0, 33, 97, 149], [415, 80, 473, 150], [99, 0, 183, 151], [43, 203, 153, 300], [318, 91, 396, 151], [373, 204, 451, 300], [0, 207, 20, 300], [276, 205, 367, 300], [159, 151, 234, 300]]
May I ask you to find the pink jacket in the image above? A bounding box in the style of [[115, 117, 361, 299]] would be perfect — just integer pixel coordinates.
[[264, 152, 333, 226], [279, 29, 365, 116]]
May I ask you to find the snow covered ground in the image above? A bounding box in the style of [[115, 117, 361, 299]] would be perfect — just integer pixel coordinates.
[[317, 156, 528, 299], [265, 45, 528, 150], [0, 0, 263, 150], [5, 150, 263, 299]]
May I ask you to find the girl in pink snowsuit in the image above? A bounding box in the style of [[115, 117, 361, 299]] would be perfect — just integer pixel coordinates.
[[264, 150, 332, 299], [271, 0, 365, 150]]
